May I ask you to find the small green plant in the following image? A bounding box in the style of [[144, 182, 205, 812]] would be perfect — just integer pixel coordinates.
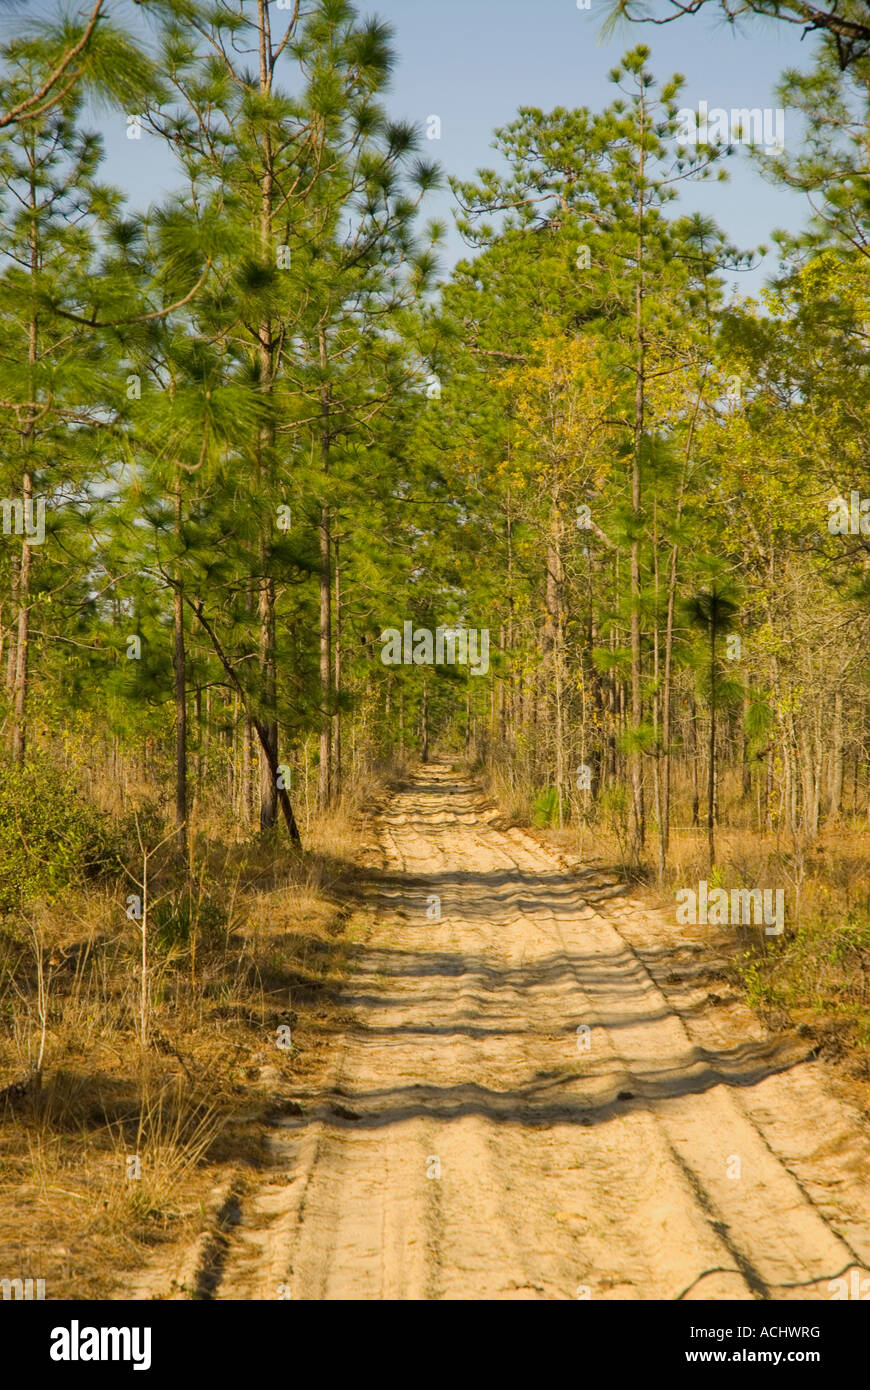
[[150, 888, 229, 955], [736, 952, 780, 1010], [532, 786, 563, 827]]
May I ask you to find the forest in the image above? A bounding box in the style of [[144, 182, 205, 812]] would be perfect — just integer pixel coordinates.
[[1, 0, 870, 1309]]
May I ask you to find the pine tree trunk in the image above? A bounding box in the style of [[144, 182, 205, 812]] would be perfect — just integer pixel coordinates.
[[242, 711, 252, 823], [255, 14, 278, 832], [11, 490, 30, 763], [629, 126, 647, 859], [319, 502, 331, 808], [554, 650, 565, 828], [652, 499, 663, 881], [194, 685, 202, 788], [257, 573, 278, 831], [707, 618, 716, 867], [204, 687, 211, 788], [12, 179, 39, 764], [174, 578, 187, 862], [659, 540, 679, 873], [333, 545, 342, 801], [741, 695, 752, 802], [318, 324, 332, 810], [498, 626, 505, 741], [4, 554, 17, 697]]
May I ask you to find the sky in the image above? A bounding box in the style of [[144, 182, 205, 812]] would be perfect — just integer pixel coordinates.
[[3, 0, 821, 296]]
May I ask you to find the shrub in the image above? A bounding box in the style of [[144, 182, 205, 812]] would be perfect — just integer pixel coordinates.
[[532, 786, 564, 827], [149, 887, 229, 955], [0, 757, 116, 914]]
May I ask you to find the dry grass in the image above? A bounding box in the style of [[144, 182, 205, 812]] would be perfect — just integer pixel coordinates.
[[0, 755, 384, 1299]]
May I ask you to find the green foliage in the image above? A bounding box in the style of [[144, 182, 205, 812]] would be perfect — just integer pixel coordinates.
[[149, 887, 229, 956], [736, 914, 870, 1028], [532, 786, 564, 827], [0, 759, 115, 914], [598, 784, 628, 825]]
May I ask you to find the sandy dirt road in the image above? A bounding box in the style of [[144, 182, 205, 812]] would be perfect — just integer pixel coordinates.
[[135, 764, 870, 1301]]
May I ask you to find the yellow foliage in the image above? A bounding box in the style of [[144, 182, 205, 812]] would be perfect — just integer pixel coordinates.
[[498, 328, 619, 499]]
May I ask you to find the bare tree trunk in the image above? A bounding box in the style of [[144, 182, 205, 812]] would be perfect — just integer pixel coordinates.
[[506, 496, 516, 730], [173, 466, 190, 867], [11, 172, 40, 764], [173, 542, 187, 861], [659, 543, 678, 873], [690, 696, 700, 828], [257, 572, 278, 830], [740, 696, 752, 802], [4, 554, 18, 697], [256, 5, 278, 832], [203, 686, 211, 788], [629, 122, 647, 859], [827, 690, 844, 819], [707, 619, 716, 867], [11, 491, 31, 763], [806, 717, 817, 834], [318, 323, 332, 809], [799, 725, 820, 840], [193, 685, 202, 788], [230, 693, 238, 808], [659, 388, 699, 868], [781, 730, 794, 840], [498, 623, 506, 742], [652, 497, 663, 881], [319, 502, 331, 807], [546, 497, 565, 826], [241, 712, 252, 823], [333, 541, 342, 801]]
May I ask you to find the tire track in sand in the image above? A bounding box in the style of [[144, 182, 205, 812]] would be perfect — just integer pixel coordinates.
[[149, 763, 870, 1300]]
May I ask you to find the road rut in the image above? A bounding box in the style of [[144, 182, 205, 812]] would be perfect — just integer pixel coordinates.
[[138, 764, 870, 1301]]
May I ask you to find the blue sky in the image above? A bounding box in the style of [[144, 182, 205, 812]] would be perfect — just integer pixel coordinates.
[[369, 0, 812, 292], [4, 0, 819, 295]]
